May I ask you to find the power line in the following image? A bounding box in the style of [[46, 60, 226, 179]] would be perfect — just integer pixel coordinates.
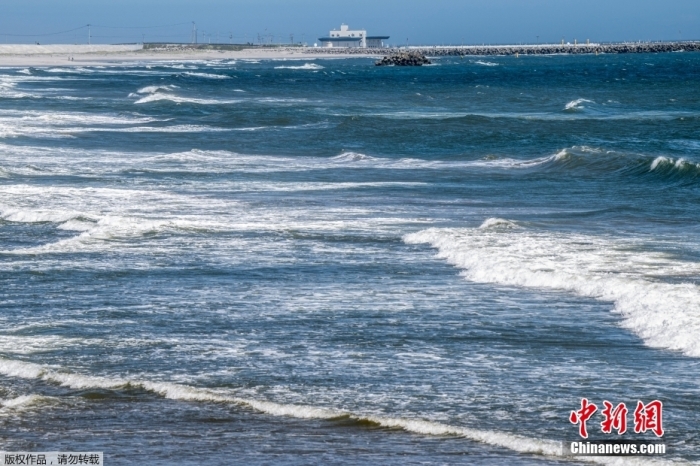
[[90, 22, 191, 30], [1, 25, 87, 37]]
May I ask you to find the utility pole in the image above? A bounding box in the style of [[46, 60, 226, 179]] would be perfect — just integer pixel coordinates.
[[87, 24, 91, 44], [290, 33, 294, 45]]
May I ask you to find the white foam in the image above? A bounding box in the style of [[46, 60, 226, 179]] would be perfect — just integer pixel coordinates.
[[0, 359, 558, 458], [0, 208, 89, 225], [650, 156, 699, 172], [564, 98, 593, 110], [650, 157, 669, 170], [479, 218, 518, 229], [103, 125, 229, 133], [0, 358, 674, 464], [0, 111, 197, 139], [474, 60, 499, 67], [134, 93, 242, 105], [8, 216, 177, 254], [1, 394, 46, 408], [182, 72, 230, 79], [331, 152, 377, 163], [406, 225, 700, 357], [274, 63, 324, 70], [136, 85, 178, 94]]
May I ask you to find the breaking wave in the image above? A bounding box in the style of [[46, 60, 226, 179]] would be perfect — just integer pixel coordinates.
[[0, 394, 54, 411], [564, 98, 593, 111], [479, 218, 518, 229], [181, 72, 230, 79], [274, 63, 324, 70], [134, 93, 242, 105], [405, 225, 700, 358], [137, 85, 179, 94], [0, 357, 675, 464], [650, 156, 700, 179], [0, 358, 561, 459], [474, 60, 499, 67], [331, 152, 378, 163]]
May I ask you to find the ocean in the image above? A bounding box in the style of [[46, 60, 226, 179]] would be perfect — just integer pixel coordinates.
[[0, 53, 699, 465]]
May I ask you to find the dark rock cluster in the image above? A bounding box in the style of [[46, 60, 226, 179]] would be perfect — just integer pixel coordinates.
[[375, 51, 432, 66]]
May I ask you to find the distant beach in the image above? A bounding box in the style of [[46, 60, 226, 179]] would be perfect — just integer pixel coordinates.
[[1, 41, 697, 67], [0, 44, 371, 67]]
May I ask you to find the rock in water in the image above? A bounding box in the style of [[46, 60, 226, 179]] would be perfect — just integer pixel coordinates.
[[375, 51, 432, 66]]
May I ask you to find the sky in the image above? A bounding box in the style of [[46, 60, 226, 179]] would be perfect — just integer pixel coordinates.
[[0, 0, 698, 46]]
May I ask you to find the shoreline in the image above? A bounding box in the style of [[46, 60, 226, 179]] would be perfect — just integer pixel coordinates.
[[0, 45, 377, 67], [0, 41, 698, 67]]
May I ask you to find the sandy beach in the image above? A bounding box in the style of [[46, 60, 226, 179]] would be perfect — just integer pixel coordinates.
[[0, 44, 378, 67]]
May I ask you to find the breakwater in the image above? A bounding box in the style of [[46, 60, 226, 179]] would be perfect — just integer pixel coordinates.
[[305, 41, 700, 56]]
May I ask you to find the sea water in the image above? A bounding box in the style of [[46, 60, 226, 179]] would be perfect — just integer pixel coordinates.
[[0, 53, 699, 465]]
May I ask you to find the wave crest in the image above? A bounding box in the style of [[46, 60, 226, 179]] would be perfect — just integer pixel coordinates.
[[331, 152, 377, 163], [0, 358, 562, 458], [479, 218, 518, 229], [182, 72, 230, 79], [564, 98, 593, 111], [274, 63, 324, 70]]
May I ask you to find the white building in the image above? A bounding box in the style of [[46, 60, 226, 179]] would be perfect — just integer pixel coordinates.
[[318, 24, 389, 48]]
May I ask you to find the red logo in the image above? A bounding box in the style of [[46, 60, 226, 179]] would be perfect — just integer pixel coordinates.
[[634, 400, 664, 437], [570, 399, 663, 438], [601, 401, 628, 435], [569, 398, 598, 439]]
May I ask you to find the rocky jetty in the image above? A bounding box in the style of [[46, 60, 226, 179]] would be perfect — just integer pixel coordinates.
[[307, 41, 700, 57], [375, 51, 432, 66]]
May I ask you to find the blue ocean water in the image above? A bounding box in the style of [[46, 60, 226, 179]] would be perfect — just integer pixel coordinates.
[[0, 53, 699, 465]]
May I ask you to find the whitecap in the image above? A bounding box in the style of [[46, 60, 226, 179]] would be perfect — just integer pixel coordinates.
[[182, 71, 230, 79], [274, 63, 325, 70], [134, 93, 242, 105], [0, 208, 90, 225], [0, 357, 675, 464], [650, 156, 700, 172], [136, 85, 178, 94], [331, 152, 377, 162], [474, 60, 498, 67], [0, 358, 563, 460], [479, 218, 518, 229], [564, 98, 593, 111]]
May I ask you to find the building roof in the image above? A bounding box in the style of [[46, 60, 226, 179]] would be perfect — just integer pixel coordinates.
[[318, 37, 362, 42], [366, 36, 390, 40]]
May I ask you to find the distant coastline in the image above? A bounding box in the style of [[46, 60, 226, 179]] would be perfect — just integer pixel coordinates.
[[0, 41, 697, 67]]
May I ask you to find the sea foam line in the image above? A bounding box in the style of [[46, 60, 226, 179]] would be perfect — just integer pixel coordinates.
[[0, 358, 609, 462], [0, 358, 679, 464]]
